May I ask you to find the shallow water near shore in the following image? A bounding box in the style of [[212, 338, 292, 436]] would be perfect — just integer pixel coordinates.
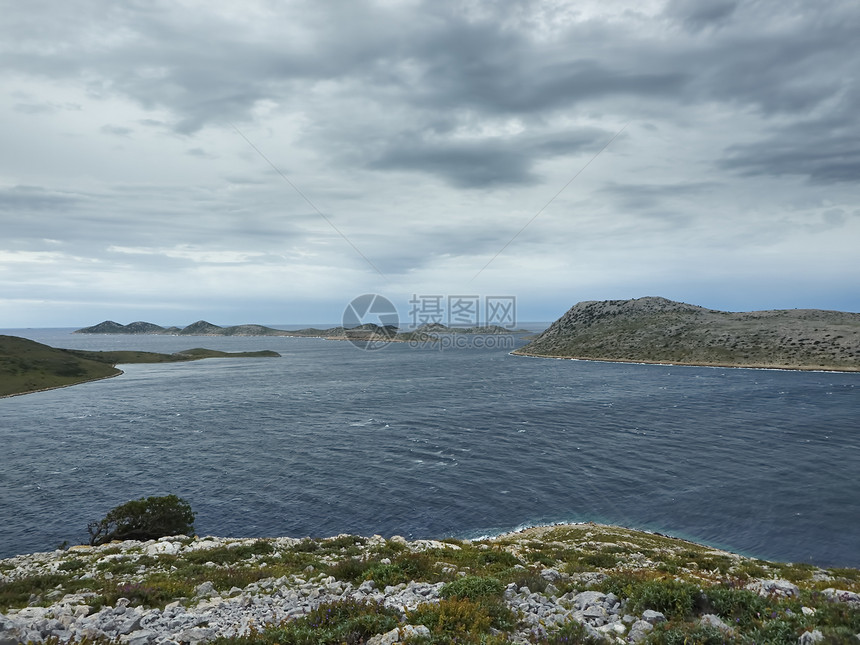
[[1, 328, 858, 567]]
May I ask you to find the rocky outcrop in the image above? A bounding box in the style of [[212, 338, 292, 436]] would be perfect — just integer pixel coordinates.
[[515, 296, 860, 371], [1, 525, 858, 645]]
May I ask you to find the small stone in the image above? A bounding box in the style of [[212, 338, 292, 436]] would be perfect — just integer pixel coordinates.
[[798, 630, 825, 644], [628, 620, 654, 644], [120, 629, 156, 645], [748, 579, 799, 598], [822, 588, 860, 603], [801, 606, 816, 616], [173, 627, 215, 645], [699, 614, 733, 633], [194, 581, 216, 598], [573, 590, 606, 609], [642, 609, 666, 625]]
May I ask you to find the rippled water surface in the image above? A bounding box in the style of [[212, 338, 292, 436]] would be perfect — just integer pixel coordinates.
[[1, 329, 858, 566]]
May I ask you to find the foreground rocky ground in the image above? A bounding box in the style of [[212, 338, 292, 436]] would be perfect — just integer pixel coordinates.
[[1, 524, 858, 644]]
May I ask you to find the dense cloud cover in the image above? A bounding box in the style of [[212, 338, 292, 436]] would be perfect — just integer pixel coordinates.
[[1, 0, 858, 326]]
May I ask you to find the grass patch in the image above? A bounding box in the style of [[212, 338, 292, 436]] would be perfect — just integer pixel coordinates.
[[57, 559, 88, 572], [183, 541, 274, 565], [440, 576, 504, 600], [498, 567, 549, 594], [210, 599, 399, 645], [327, 552, 439, 587], [408, 597, 515, 643], [599, 572, 703, 620], [0, 573, 96, 612]]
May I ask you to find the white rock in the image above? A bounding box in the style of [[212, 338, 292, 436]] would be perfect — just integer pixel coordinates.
[[641, 609, 666, 625]]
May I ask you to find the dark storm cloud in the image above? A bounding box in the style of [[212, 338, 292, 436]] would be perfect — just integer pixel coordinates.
[[664, 0, 738, 31], [721, 130, 860, 184], [3, 0, 858, 187], [370, 128, 607, 188]]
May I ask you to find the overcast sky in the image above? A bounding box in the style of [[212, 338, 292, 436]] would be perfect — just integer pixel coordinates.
[[1, 0, 858, 328]]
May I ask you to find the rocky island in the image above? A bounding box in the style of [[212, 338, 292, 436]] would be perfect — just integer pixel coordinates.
[[74, 321, 517, 342], [515, 297, 860, 372], [0, 336, 280, 398], [1, 524, 858, 644]]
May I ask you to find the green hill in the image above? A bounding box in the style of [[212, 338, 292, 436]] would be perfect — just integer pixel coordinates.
[[515, 297, 860, 371], [0, 336, 121, 397], [0, 336, 281, 397]]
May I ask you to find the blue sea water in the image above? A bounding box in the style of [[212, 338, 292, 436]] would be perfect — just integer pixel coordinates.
[[1, 328, 858, 567]]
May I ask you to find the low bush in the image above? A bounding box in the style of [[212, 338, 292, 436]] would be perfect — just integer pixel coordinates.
[[408, 597, 514, 643], [87, 495, 195, 546], [440, 575, 504, 600], [211, 599, 399, 645]]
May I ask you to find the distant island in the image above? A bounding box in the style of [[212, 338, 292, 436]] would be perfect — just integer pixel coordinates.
[[74, 320, 518, 341], [0, 335, 281, 398], [514, 296, 860, 372]]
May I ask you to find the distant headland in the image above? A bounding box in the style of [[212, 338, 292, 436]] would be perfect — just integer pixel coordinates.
[[514, 296, 860, 372]]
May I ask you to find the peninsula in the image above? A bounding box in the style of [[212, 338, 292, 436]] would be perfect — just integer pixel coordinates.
[[514, 297, 860, 372], [0, 335, 281, 398]]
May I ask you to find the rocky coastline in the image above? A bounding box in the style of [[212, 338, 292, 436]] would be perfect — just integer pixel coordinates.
[[1, 524, 858, 644], [517, 297, 860, 372]]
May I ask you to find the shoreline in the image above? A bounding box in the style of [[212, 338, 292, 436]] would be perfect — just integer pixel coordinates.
[[0, 370, 123, 400], [510, 349, 860, 373]]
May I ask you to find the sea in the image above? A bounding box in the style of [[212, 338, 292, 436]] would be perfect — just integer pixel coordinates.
[[1, 328, 858, 568]]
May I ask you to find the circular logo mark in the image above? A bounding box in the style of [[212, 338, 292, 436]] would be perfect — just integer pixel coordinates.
[[342, 294, 399, 350]]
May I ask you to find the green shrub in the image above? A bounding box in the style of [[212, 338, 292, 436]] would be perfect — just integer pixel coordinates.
[[600, 573, 702, 620], [499, 567, 549, 593], [650, 623, 731, 645], [87, 495, 195, 546], [632, 579, 702, 619], [408, 597, 514, 641], [58, 559, 87, 572], [292, 538, 320, 553], [440, 576, 504, 600], [704, 585, 767, 626], [183, 541, 273, 565], [579, 552, 619, 569], [327, 557, 373, 583], [536, 620, 602, 644], [211, 599, 399, 645]]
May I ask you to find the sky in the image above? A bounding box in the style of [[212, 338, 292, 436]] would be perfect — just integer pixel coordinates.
[[1, 0, 858, 328]]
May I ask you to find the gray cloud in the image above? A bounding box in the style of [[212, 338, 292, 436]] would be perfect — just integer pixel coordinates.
[[101, 125, 133, 137], [370, 128, 607, 188], [1, 0, 859, 325], [0, 185, 82, 212], [665, 0, 738, 32]]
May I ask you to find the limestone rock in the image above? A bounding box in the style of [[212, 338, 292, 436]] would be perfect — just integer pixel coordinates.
[[641, 609, 666, 625]]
